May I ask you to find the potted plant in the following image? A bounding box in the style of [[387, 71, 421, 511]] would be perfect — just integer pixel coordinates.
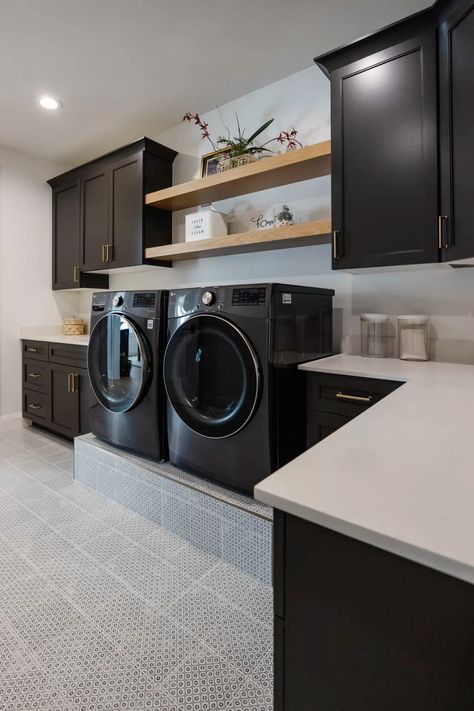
[[183, 111, 303, 174]]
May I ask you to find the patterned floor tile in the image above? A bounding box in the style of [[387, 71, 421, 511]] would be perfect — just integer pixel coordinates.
[[121, 611, 200, 684], [167, 541, 222, 581], [124, 559, 195, 612], [0, 668, 65, 710], [0, 427, 273, 710], [72, 527, 131, 562], [200, 563, 274, 626], [203, 609, 273, 680], [60, 652, 163, 710], [166, 585, 237, 641], [160, 646, 248, 710]]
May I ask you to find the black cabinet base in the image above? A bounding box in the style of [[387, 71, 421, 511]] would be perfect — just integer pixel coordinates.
[[275, 511, 474, 710]]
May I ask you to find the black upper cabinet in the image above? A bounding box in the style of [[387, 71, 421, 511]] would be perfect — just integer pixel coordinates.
[[439, 0, 474, 261], [51, 177, 80, 289], [50, 175, 109, 290], [317, 25, 439, 270], [49, 138, 177, 289], [81, 162, 109, 271]]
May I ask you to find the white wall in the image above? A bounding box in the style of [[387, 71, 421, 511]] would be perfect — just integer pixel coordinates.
[[0, 146, 79, 418]]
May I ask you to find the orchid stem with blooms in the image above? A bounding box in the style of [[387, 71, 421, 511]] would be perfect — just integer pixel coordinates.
[[183, 111, 302, 157]]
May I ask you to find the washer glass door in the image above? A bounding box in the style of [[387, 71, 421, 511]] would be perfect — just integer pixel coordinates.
[[164, 314, 260, 438], [88, 313, 150, 413]]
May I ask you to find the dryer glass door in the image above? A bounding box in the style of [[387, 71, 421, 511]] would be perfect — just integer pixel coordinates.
[[88, 313, 151, 413], [164, 314, 260, 439]]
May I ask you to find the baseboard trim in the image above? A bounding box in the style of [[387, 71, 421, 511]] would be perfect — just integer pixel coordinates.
[[0, 413, 27, 433]]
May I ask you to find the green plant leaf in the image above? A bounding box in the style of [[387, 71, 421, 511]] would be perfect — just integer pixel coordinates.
[[246, 118, 274, 145]]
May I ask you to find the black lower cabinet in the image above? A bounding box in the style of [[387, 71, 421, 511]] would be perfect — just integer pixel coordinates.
[[306, 372, 403, 447], [274, 510, 474, 710], [22, 340, 92, 439]]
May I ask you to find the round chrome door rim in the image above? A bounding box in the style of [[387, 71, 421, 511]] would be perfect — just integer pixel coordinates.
[[88, 311, 151, 414], [163, 313, 261, 440]]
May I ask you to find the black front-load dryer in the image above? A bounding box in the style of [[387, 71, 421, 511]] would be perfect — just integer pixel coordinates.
[[88, 290, 168, 460], [164, 283, 334, 493]]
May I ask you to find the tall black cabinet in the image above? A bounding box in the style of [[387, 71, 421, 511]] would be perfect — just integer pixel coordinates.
[[316, 0, 474, 270]]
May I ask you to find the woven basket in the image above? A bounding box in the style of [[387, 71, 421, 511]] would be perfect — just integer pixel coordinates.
[[217, 153, 255, 172], [63, 318, 85, 336]]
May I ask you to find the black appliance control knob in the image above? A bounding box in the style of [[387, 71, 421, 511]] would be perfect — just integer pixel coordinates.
[[202, 291, 215, 306], [112, 295, 124, 307]]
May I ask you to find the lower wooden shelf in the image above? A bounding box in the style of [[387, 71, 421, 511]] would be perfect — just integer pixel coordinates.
[[144, 219, 331, 263]]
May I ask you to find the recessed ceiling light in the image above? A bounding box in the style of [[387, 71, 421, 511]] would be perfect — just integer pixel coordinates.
[[39, 96, 62, 110]]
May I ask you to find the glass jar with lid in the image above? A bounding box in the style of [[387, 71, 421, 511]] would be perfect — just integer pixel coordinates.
[[398, 316, 430, 361], [360, 314, 389, 358]]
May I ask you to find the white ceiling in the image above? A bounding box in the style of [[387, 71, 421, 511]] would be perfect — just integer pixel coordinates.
[[0, 0, 430, 167]]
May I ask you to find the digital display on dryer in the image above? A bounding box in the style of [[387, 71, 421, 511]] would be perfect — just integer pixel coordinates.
[[132, 293, 156, 309], [232, 287, 266, 306]]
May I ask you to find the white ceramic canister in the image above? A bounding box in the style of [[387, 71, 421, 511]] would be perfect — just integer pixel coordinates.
[[360, 314, 389, 358], [398, 315, 430, 361]]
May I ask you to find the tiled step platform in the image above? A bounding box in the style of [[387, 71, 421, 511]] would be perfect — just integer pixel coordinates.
[[75, 434, 273, 585]]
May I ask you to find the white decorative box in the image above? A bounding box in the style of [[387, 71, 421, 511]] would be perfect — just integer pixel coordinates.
[[185, 208, 228, 242]]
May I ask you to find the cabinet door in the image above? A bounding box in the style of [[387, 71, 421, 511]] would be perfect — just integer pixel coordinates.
[[81, 164, 109, 271], [78, 371, 92, 435], [306, 411, 351, 448], [439, 0, 474, 261], [52, 178, 80, 289], [49, 363, 80, 438], [108, 152, 143, 268], [331, 32, 438, 269]]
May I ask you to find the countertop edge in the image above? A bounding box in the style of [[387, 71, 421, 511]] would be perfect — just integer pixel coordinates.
[[255, 486, 474, 585]]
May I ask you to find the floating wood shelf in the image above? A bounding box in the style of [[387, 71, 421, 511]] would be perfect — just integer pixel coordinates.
[[145, 141, 331, 211], [144, 219, 331, 262]]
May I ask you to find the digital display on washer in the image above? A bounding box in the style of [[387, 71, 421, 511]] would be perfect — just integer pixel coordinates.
[[132, 292, 156, 309], [232, 287, 266, 306]]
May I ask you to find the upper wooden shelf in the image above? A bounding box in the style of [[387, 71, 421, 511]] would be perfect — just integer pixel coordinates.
[[145, 141, 331, 211]]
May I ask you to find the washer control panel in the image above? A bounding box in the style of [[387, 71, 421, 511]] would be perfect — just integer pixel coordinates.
[[232, 287, 266, 306]]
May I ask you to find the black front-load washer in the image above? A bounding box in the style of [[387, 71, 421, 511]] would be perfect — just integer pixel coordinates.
[[88, 290, 168, 460], [164, 283, 334, 493]]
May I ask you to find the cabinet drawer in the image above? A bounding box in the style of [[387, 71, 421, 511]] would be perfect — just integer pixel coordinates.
[[23, 360, 50, 393], [307, 410, 351, 448], [23, 389, 50, 423], [307, 372, 402, 418], [48, 343, 88, 368], [22, 340, 49, 361]]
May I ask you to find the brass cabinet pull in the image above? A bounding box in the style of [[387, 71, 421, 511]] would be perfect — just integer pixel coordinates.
[[333, 229, 340, 260], [28, 372, 41, 379], [106, 244, 113, 262], [73, 266, 80, 284], [336, 392, 373, 404], [28, 403, 41, 410], [73, 373, 79, 393], [101, 244, 106, 263], [26, 347, 39, 353], [67, 373, 72, 393], [438, 215, 448, 250]]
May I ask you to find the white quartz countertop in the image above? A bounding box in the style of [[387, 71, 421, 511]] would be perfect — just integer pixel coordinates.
[[254, 355, 474, 585], [22, 334, 90, 346]]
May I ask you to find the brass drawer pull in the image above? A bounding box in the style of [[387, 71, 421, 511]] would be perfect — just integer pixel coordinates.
[[28, 403, 41, 410], [336, 392, 373, 404], [28, 372, 41, 379], [102, 244, 106, 263], [26, 347, 39, 353], [73, 266, 80, 284]]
